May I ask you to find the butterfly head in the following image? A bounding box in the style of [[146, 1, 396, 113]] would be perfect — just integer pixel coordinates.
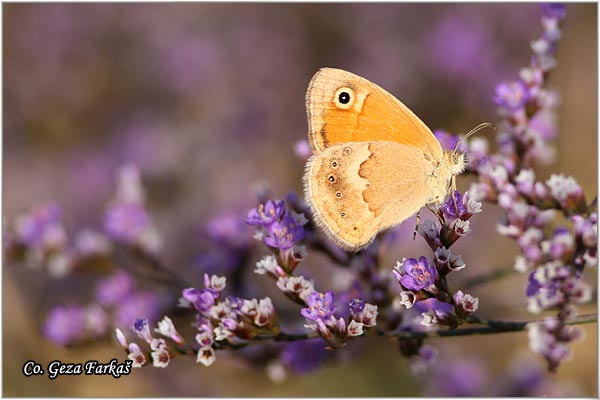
[[446, 122, 496, 176], [443, 151, 467, 176]]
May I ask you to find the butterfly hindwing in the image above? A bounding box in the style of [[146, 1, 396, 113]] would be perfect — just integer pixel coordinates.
[[304, 141, 435, 250]]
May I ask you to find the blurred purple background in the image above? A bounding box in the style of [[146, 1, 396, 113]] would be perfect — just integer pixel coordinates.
[[3, 3, 597, 396]]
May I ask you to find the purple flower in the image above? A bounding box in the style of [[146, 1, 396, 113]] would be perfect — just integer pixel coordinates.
[[74, 229, 112, 257], [133, 318, 153, 343], [572, 213, 597, 249], [182, 288, 217, 314], [301, 291, 337, 321], [527, 316, 582, 372], [526, 270, 564, 313], [15, 202, 66, 250], [245, 200, 285, 227], [453, 290, 479, 318], [433, 130, 463, 152], [410, 344, 438, 374], [409, 298, 457, 328], [493, 80, 530, 111], [104, 202, 151, 242], [543, 228, 574, 260], [264, 212, 305, 250], [541, 3, 566, 20], [293, 139, 312, 160], [225, 295, 244, 311], [441, 191, 467, 220], [413, 298, 454, 315], [426, 358, 487, 396], [115, 291, 161, 327], [43, 305, 85, 346], [348, 298, 365, 315], [95, 271, 134, 307], [281, 340, 329, 374], [394, 257, 438, 291], [206, 213, 252, 249], [546, 174, 585, 212], [351, 302, 378, 327]]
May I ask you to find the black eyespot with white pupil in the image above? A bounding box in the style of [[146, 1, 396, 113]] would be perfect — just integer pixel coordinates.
[[334, 87, 354, 109], [338, 91, 350, 104], [328, 175, 335, 183]]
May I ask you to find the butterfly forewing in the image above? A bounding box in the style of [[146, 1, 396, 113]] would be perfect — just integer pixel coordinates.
[[306, 68, 443, 161]]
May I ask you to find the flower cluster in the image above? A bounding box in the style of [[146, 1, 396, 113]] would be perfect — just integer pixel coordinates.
[[104, 164, 162, 254], [418, 191, 482, 249], [115, 316, 184, 368], [115, 273, 280, 368], [460, 4, 593, 371], [527, 310, 584, 373], [247, 198, 378, 349], [394, 191, 481, 324], [5, 202, 114, 278], [197, 212, 254, 277], [3, 165, 172, 347], [389, 190, 483, 367], [7, 202, 72, 277], [301, 292, 377, 348], [42, 270, 161, 346], [42, 304, 107, 347], [246, 199, 307, 271]]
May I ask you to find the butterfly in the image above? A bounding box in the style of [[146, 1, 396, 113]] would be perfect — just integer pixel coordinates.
[[303, 67, 489, 251]]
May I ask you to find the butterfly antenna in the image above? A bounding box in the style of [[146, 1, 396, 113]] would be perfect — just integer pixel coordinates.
[[452, 122, 496, 156]]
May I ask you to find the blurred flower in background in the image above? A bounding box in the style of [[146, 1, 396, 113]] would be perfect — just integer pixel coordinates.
[[3, 2, 597, 397]]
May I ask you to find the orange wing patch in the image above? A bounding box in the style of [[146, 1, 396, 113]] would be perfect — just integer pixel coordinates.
[[305, 68, 443, 161]]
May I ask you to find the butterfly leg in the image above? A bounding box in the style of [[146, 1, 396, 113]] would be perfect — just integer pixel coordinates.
[[451, 175, 459, 212], [413, 210, 421, 240]]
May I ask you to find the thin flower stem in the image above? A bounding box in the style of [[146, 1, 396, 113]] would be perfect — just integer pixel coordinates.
[[461, 266, 516, 289], [213, 331, 319, 350], [212, 314, 596, 350], [385, 314, 596, 341]]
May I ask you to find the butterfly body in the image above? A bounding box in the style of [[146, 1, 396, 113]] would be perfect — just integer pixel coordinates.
[[303, 68, 466, 251]]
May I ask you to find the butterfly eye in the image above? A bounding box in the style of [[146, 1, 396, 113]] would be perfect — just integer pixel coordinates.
[[334, 87, 354, 109], [338, 92, 350, 104], [452, 154, 459, 164]]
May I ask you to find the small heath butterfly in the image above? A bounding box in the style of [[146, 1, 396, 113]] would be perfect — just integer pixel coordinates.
[[303, 68, 491, 251]]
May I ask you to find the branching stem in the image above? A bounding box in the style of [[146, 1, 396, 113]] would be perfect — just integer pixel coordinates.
[[212, 314, 596, 350]]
